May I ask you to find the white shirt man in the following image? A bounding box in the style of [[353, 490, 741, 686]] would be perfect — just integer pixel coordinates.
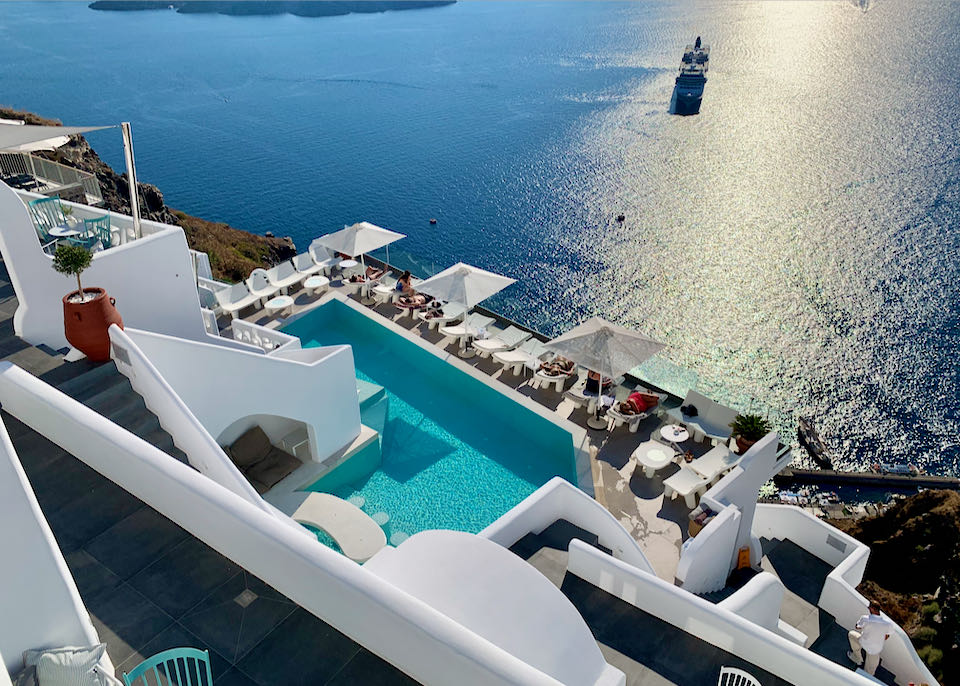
[[848, 603, 894, 675]]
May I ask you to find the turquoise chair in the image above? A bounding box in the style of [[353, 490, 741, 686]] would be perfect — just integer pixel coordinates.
[[28, 197, 66, 253], [122, 648, 213, 686], [82, 213, 112, 249]]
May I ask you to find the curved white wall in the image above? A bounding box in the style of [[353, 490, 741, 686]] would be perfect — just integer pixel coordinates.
[[123, 328, 360, 462], [0, 418, 99, 674], [0, 184, 208, 350], [675, 506, 741, 593], [480, 477, 655, 575]]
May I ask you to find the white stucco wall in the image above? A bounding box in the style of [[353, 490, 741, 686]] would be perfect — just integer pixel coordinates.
[[0, 183, 208, 350], [0, 417, 99, 674], [675, 505, 741, 593], [123, 328, 361, 462]]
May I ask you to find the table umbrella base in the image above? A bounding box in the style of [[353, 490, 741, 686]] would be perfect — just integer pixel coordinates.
[[457, 347, 477, 359], [587, 416, 608, 430]]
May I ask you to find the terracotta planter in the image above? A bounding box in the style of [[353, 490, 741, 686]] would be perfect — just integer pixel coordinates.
[[735, 436, 758, 454], [62, 288, 123, 362]]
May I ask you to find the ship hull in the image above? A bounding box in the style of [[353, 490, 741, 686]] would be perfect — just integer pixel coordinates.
[[672, 89, 703, 115]]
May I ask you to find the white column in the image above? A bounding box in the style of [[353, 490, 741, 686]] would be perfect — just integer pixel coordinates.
[[120, 122, 141, 243]]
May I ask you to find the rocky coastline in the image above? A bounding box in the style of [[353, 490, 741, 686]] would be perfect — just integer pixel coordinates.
[[1, 107, 296, 282]]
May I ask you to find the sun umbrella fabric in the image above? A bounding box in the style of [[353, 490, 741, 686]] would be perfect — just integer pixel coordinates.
[[414, 262, 516, 308], [545, 317, 665, 380], [314, 222, 405, 259]]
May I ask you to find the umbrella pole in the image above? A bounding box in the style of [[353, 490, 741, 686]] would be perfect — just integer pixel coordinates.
[[586, 367, 610, 430]]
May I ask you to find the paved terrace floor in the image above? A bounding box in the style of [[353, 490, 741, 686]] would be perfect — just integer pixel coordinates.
[[227, 273, 721, 582], [0, 265, 419, 686]]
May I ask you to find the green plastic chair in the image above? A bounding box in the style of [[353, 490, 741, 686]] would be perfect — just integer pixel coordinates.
[[83, 213, 112, 249], [122, 648, 213, 686]]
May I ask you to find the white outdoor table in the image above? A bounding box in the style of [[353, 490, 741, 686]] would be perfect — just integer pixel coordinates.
[[338, 259, 359, 270], [49, 225, 81, 237], [660, 424, 690, 453], [304, 275, 329, 295], [264, 295, 294, 318], [632, 441, 676, 478]]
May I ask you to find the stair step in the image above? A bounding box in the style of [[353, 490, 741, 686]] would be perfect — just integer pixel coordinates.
[[55, 362, 126, 402]]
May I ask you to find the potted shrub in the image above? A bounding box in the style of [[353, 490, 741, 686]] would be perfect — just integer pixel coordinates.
[[730, 413, 772, 454], [52, 244, 122, 362]]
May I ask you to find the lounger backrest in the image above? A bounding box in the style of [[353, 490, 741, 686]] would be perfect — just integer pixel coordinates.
[[442, 302, 466, 317], [270, 260, 296, 281], [379, 275, 398, 288], [465, 313, 495, 329], [308, 240, 334, 263], [247, 269, 272, 292], [682, 389, 714, 414], [216, 282, 250, 307], [500, 326, 532, 347], [707, 401, 740, 432], [292, 252, 314, 271]]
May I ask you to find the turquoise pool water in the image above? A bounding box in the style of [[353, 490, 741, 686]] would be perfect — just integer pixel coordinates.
[[282, 300, 577, 538]]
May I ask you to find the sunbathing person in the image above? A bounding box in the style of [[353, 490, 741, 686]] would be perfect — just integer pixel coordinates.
[[348, 265, 387, 284], [617, 391, 660, 415], [397, 293, 433, 309], [538, 356, 575, 377], [584, 370, 613, 394], [396, 270, 414, 295]]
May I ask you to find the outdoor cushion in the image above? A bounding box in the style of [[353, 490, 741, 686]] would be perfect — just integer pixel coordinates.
[[229, 426, 272, 468], [246, 447, 301, 489], [249, 477, 271, 495], [11, 666, 37, 686], [24, 644, 116, 686]]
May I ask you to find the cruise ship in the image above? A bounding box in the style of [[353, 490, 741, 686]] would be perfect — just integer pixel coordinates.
[[671, 37, 709, 116], [0, 121, 938, 686]]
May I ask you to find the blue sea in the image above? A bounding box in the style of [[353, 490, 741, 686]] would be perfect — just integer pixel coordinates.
[[0, 1, 958, 473]]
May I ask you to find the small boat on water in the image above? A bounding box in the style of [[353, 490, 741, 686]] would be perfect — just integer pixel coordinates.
[[797, 417, 833, 469]]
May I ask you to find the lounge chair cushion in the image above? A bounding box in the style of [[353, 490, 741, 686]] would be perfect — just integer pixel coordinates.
[[24, 644, 112, 686], [248, 477, 271, 495], [229, 426, 272, 468], [246, 447, 301, 488]]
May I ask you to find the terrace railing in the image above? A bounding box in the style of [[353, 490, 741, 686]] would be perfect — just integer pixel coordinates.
[[0, 152, 103, 205], [231, 319, 301, 354]]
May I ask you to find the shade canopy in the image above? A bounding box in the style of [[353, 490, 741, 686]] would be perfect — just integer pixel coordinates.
[[545, 317, 665, 380], [0, 124, 112, 152], [414, 262, 516, 309], [313, 221, 405, 258]]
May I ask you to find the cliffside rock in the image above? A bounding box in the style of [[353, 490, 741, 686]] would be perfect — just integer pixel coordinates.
[[1, 106, 295, 282]]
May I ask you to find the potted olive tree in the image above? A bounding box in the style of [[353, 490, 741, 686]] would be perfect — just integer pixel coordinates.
[[730, 413, 772, 454], [52, 244, 122, 362]]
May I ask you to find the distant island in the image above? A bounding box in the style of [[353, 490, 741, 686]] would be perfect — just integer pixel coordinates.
[[89, 1, 454, 17]]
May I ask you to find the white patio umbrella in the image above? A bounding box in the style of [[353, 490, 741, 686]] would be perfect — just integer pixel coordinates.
[[314, 221, 406, 272], [545, 317, 665, 428], [414, 262, 516, 309]]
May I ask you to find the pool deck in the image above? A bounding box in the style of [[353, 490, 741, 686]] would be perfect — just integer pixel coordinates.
[[224, 274, 723, 582]]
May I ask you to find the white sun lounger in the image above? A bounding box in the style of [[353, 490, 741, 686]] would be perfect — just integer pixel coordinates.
[[439, 314, 496, 348], [492, 339, 551, 375], [215, 282, 261, 320], [688, 445, 741, 483], [246, 268, 281, 303], [606, 389, 668, 433], [292, 493, 387, 563], [472, 325, 532, 358], [531, 362, 577, 392], [308, 240, 339, 275], [418, 302, 466, 328], [372, 275, 399, 304], [665, 389, 739, 444], [663, 465, 711, 508], [265, 260, 303, 294], [292, 251, 326, 278]]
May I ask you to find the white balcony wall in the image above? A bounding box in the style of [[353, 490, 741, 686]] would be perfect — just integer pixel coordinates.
[[123, 328, 360, 462], [674, 505, 741, 593], [752, 504, 938, 686], [479, 477, 655, 576], [0, 363, 572, 686], [566, 540, 882, 686], [108, 326, 269, 512], [0, 184, 208, 350], [0, 417, 100, 675]]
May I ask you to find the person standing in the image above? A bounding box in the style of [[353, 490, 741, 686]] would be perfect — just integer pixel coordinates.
[[848, 601, 894, 675]]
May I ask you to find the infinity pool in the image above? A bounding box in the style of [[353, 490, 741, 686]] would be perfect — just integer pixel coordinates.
[[282, 299, 577, 540]]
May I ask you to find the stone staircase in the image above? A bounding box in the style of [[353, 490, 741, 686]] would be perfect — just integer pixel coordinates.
[[52, 361, 189, 464]]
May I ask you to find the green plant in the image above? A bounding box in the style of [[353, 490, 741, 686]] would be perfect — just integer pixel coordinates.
[[729, 413, 772, 441], [922, 601, 941, 620], [52, 244, 92, 296], [912, 626, 938, 643]]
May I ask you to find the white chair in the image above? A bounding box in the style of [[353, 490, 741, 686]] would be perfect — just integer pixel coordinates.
[[663, 465, 710, 508], [606, 390, 668, 432], [246, 268, 281, 304], [492, 339, 550, 376], [471, 325, 532, 358], [372, 275, 399, 304], [531, 358, 577, 392], [308, 240, 339, 275], [418, 302, 467, 329], [440, 314, 496, 351], [265, 260, 303, 294], [214, 283, 261, 320], [292, 251, 326, 278], [717, 667, 762, 686]]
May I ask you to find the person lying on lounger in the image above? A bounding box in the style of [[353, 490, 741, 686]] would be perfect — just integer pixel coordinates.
[[585, 370, 613, 394], [617, 391, 660, 415], [348, 266, 387, 283], [538, 356, 575, 377], [397, 293, 433, 308]]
